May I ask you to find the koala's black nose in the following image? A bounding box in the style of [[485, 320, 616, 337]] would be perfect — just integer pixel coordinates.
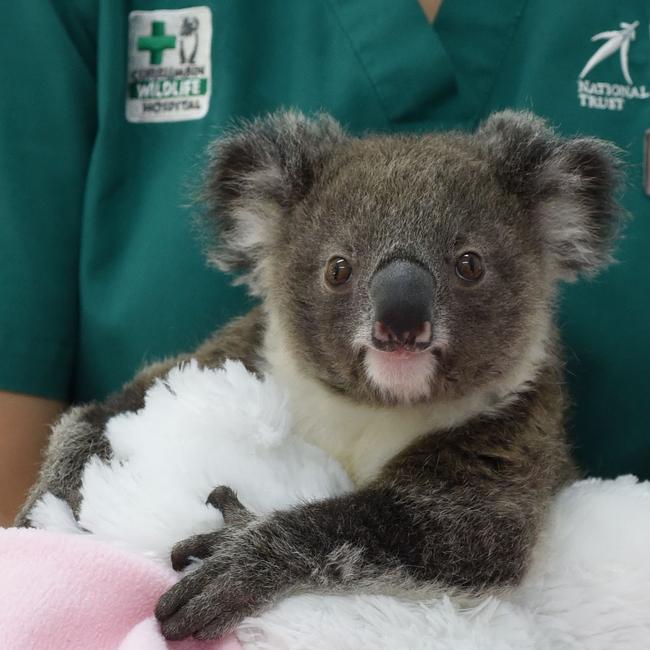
[[370, 259, 434, 351]]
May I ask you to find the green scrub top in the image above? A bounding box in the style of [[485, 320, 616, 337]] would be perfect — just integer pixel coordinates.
[[0, 1, 648, 478]]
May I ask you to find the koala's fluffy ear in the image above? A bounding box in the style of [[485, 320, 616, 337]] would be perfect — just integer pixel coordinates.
[[203, 111, 345, 288], [477, 110, 625, 280]]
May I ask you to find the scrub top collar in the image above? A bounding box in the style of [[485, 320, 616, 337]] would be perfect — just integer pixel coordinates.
[[327, 0, 527, 129]]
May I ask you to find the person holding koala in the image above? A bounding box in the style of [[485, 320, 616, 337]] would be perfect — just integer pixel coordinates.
[[0, 3, 647, 634]]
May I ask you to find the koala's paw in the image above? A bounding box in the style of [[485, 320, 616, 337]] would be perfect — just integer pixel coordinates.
[[156, 557, 259, 639], [158, 488, 290, 640], [157, 521, 285, 640]]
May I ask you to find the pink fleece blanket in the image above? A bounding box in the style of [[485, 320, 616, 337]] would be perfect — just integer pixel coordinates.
[[0, 527, 242, 650]]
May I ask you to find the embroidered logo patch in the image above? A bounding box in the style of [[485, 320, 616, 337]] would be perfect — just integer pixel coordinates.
[[126, 7, 212, 123]]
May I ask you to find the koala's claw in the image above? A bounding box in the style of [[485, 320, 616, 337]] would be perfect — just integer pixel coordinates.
[[170, 532, 221, 571], [206, 485, 253, 525], [170, 488, 254, 572]]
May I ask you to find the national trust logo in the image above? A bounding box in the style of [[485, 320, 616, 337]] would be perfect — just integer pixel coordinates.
[[577, 21, 650, 111]]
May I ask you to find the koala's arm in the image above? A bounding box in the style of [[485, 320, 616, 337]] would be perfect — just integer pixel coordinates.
[[156, 376, 576, 640], [15, 307, 266, 526]]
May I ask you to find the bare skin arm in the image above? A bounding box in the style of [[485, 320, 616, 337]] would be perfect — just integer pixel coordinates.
[[418, 0, 443, 23], [0, 392, 65, 526]]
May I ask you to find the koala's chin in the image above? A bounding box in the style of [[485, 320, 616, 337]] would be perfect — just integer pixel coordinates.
[[363, 347, 436, 404]]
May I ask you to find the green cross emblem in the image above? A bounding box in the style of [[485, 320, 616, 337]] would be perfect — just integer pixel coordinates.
[[138, 21, 176, 65]]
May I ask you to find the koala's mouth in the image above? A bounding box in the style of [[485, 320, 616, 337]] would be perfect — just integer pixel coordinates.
[[363, 346, 436, 403]]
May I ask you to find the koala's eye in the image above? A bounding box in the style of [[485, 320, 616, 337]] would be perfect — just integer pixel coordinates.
[[455, 252, 483, 282], [325, 256, 353, 286]]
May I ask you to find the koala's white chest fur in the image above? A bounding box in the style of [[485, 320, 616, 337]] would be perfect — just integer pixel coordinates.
[[262, 317, 522, 485], [262, 366, 436, 484]]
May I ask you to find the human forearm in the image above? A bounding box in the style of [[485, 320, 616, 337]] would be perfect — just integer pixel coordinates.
[[0, 391, 64, 526]]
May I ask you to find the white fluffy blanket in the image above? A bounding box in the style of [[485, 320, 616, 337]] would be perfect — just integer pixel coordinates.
[[30, 362, 650, 649]]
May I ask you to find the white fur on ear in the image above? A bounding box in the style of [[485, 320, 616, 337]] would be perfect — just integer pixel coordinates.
[[535, 137, 623, 280], [218, 166, 286, 272], [537, 196, 613, 281], [202, 111, 345, 292], [478, 111, 624, 280], [216, 200, 283, 294]]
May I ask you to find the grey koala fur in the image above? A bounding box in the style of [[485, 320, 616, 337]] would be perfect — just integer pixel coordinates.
[[18, 110, 623, 641]]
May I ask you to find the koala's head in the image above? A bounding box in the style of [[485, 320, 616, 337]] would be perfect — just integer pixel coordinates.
[[202, 111, 623, 406]]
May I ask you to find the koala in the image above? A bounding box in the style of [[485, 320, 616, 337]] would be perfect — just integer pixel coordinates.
[[17, 110, 623, 640]]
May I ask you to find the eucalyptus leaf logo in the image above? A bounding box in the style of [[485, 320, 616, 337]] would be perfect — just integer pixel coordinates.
[[579, 21, 639, 85], [577, 20, 649, 112]]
